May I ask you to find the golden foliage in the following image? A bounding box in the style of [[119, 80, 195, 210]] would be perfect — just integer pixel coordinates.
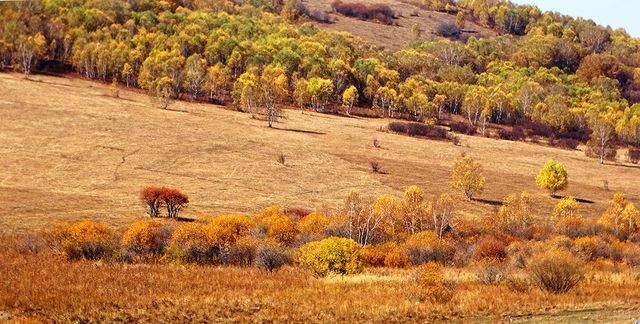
[[122, 220, 173, 255], [415, 262, 455, 303], [256, 206, 299, 245], [451, 153, 485, 200], [298, 212, 330, 236], [535, 160, 568, 196], [206, 214, 255, 245], [61, 220, 113, 260], [598, 192, 640, 240], [296, 237, 363, 277], [496, 191, 531, 236], [553, 196, 580, 219], [166, 222, 215, 263]]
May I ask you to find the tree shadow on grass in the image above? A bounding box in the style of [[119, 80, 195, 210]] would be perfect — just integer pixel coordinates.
[[551, 194, 595, 204], [271, 126, 326, 135], [602, 161, 640, 169], [471, 197, 503, 206]]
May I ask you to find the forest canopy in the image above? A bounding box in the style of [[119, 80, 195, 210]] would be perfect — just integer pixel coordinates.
[[1, 0, 640, 149]]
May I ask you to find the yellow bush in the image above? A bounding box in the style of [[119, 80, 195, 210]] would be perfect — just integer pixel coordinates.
[[298, 212, 330, 235], [166, 222, 216, 263], [122, 220, 173, 255], [553, 196, 580, 219], [206, 214, 255, 245], [554, 216, 587, 238], [297, 237, 363, 277], [62, 220, 113, 260], [528, 248, 584, 293]]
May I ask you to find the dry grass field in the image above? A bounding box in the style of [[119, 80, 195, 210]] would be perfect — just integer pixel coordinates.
[[304, 0, 497, 50], [1, 243, 639, 322], [0, 72, 638, 233]]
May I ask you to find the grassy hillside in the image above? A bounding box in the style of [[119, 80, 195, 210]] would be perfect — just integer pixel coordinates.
[[1, 72, 637, 232], [304, 0, 497, 50]]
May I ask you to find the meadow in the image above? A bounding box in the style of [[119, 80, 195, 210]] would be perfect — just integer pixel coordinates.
[[1, 72, 637, 233]]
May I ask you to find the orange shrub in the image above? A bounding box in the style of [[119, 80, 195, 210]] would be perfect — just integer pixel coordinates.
[[122, 220, 174, 256], [404, 231, 456, 265], [206, 214, 255, 245], [384, 244, 409, 268], [473, 235, 506, 261], [165, 222, 216, 264], [414, 262, 455, 303], [362, 245, 387, 267], [572, 236, 610, 261], [61, 220, 114, 260], [298, 212, 330, 236], [256, 206, 299, 245]]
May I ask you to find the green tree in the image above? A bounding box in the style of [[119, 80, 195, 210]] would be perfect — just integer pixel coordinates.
[[536, 160, 568, 196]]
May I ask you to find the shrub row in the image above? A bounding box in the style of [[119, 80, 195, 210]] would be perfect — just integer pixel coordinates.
[[331, 0, 397, 25], [388, 121, 458, 143]]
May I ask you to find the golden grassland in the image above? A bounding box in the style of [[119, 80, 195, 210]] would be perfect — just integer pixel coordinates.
[[0, 72, 638, 233], [1, 240, 639, 322], [305, 0, 497, 50], [2, 73, 640, 322]]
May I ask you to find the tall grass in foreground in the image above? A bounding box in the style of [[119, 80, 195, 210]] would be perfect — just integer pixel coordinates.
[[1, 236, 639, 322]]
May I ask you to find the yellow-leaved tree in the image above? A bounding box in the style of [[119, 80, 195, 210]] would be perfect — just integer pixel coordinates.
[[536, 160, 568, 196], [451, 153, 485, 200], [598, 192, 640, 240]]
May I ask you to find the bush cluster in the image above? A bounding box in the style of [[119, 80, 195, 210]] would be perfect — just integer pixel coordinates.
[[297, 237, 363, 277], [331, 0, 397, 25]]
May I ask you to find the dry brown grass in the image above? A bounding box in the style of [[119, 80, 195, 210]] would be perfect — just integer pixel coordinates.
[[1, 72, 639, 233], [1, 238, 639, 322], [305, 0, 497, 50]]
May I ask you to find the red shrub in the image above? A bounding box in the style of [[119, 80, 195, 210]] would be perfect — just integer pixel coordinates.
[[331, 0, 397, 25], [139, 186, 162, 217], [449, 121, 477, 135], [628, 148, 640, 164], [388, 121, 449, 140], [160, 187, 189, 218], [284, 207, 312, 219], [551, 137, 580, 150], [497, 127, 526, 141], [473, 235, 507, 261]]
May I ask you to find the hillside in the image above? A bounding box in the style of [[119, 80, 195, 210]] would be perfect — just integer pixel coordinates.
[[1, 72, 637, 232], [304, 0, 497, 50]]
